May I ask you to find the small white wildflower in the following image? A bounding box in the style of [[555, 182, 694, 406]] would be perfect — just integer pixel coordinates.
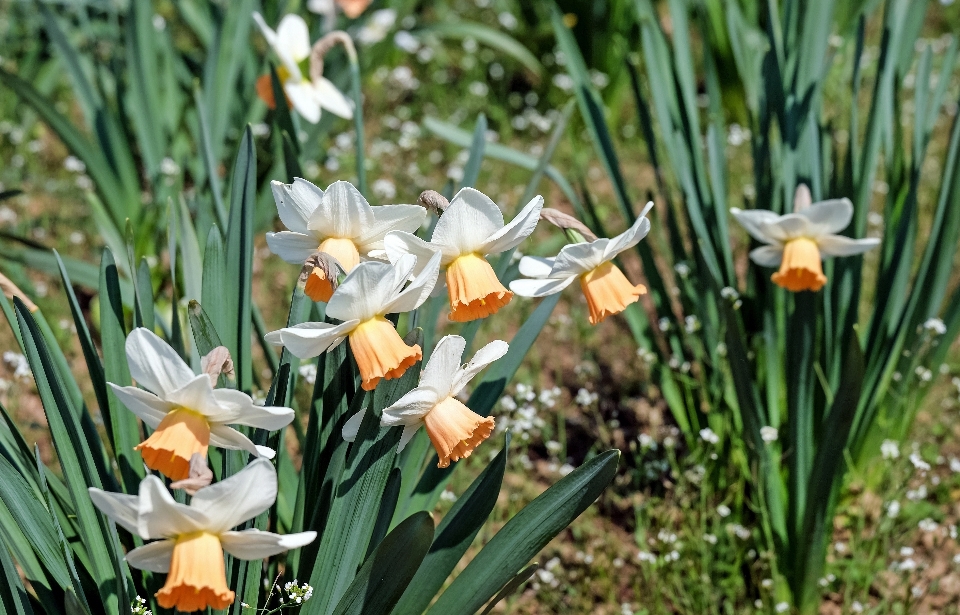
[[658, 317, 672, 332], [637, 551, 656, 563], [674, 262, 690, 278], [900, 547, 915, 556], [575, 388, 598, 406], [909, 452, 931, 473], [761, 578, 773, 588], [546, 440, 562, 454], [922, 318, 947, 335], [760, 426, 778, 443], [298, 363, 318, 386], [851, 601, 864, 613], [558, 463, 574, 476], [160, 157, 179, 176], [918, 518, 939, 532], [881, 439, 900, 459], [497, 12, 518, 30], [886, 500, 901, 518], [911, 586, 923, 598], [775, 602, 788, 613], [834, 541, 847, 554], [2, 351, 31, 380], [63, 155, 86, 173], [499, 395, 517, 411], [394, 30, 420, 53], [371, 178, 397, 200], [717, 504, 731, 518], [439, 489, 457, 503], [637, 433, 656, 450], [704, 533, 717, 545], [699, 428, 719, 445], [684, 315, 700, 333]]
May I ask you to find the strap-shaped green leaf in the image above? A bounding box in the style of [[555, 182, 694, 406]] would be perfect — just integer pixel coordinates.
[[331, 512, 435, 615], [224, 127, 256, 391], [0, 538, 34, 615], [478, 562, 538, 615], [426, 450, 620, 615], [391, 435, 508, 615]]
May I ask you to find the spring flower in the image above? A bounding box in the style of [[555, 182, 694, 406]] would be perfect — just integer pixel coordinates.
[[265, 179, 426, 301], [731, 198, 879, 292], [336, 0, 373, 18], [252, 13, 352, 123], [109, 329, 293, 481], [265, 252, 440, 390], [384, 188, 543, 322], [89, 459, 315, 612], [509, 203, 653, 324], [377, 334, 507, 467]]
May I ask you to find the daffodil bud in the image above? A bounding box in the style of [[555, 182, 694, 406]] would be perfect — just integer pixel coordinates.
[[201, 346, 235, 386], [418, 189, 449, 215], [169, 453, 214, 495], [793, 183, 812, 213], [0, 271, 38, 312], [539, 207, 598, 242]]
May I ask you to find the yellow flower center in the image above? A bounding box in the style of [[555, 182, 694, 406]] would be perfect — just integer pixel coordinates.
[[770, 237, 827, 292], [155, 532, 234, 612], [135, 409, 210, 481], [445, 253, 512, 322], [423, 397, 495, 468], [579, 261, 646, 325], [318, 237, 361, 272], [348, 317, 422, 391]]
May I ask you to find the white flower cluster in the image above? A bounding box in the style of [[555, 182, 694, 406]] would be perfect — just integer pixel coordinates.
[[2, 351, 31, 380], [881, 439, 900, 459], [298, 363, 318, 386], [130, 596, 152, 615], [283, 580, 314, 604]]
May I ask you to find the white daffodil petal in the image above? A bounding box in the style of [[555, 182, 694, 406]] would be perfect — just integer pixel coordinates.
[[601, 205, 653, 261], [209, 389, 294, 430], [256, 445, 276, 459], [816, 234, 881, 257], [342, 410, 365, 442], [760, 214, 810, 242], [138, 476, 210, 539], [125, 328, 195, 397], [208, 425, 264, 459], [271, 179, 322, 234], [165, 374, 219, 419], [748, 245, 784, 268], [730, 208, 782, 244], [383, 231, 453, 275], [508, 275, 577, 298], [382, 250, 442, 314], [478, 195, 543, 255], [266, 231, 320, 264], [326, 260, 404, 322], [553, 241, 606, 276], [308, 180, 375, 240], [190, 458, 277, 533], [285, 81, 322, 124], [381, 387, 440, 426], [220, 529, 317, 560], [315, 77, 354, 119], [397, 424, 420, 453], [88, 488, 140, 535], [275, 14, 312, 63], [432, 187, 505, 254], [451, 339, 509, 397], [799, 199, 853, 236], [264, 320, 357, 359], [252, 12, 278, 48], [518, 255, 556, 278], [355, 206, 428, 252], [417, 334, 466, 396], [125, 540, 174, 573], [107, 383, 174, 429]]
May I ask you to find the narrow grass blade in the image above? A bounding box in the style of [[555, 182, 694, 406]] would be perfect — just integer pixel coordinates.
[[225, 127, 256, 391]]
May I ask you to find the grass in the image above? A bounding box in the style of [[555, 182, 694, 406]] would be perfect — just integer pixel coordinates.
[[2, 1, 960, 613]]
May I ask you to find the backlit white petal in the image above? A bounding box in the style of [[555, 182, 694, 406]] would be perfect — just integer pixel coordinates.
[[275, 14, 312, 63], [553, 241, 606, 275], [138, 475, 210, 539], [165, 374, 219, 419], [326, 259, 407, 322], [220, 530, 316, 560], [384, 231, 456, 273], [381, 251, 441, 314], [816, 234, 880, 257], [342, 410, 365, 442], [730, 208, 782, 244], [285, 81, 321, 124], [190, 458, 276, 533], [208, 425, 266, 460], [88, 488, 140, 535], [451, 339, 509, 397], [799, 199, 854, 236], [315, 77, 354, 119], [355, 206, 427, 252], [478, 195, 543, 255], [209, 389, 294, 430], [397, 424, 421, 453], [266, 231, 320, 264], [418, 334, 466, 396], [518, 255, 555, 278], [601, 204, 653, 261], [748, 245, 784, 268], [760, 214, 810, 242], [508, 275, 577, 298], [265, 320, 357, 359], [125, 328, 195, 398], [107, 383, 174, 429], [271, 179, 322, 234], [125, 540, 174, 573], [309, 181, 375, 240], [252, 12, 278, 48], [381, 387, 441, 426], [432, 188, 504, 253]]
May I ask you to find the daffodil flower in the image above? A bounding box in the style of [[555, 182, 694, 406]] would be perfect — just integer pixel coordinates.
[[252, 12, 352, 123], [731, 198, 879, 292], [89, 459, 315, 612], [509, 203, 653, 324], [384, 188, 543, 322], [371, 334, 507, 467], [109, 329, 294, 481], [266, 179, 427, 302], [265, 252, 440, 390]]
